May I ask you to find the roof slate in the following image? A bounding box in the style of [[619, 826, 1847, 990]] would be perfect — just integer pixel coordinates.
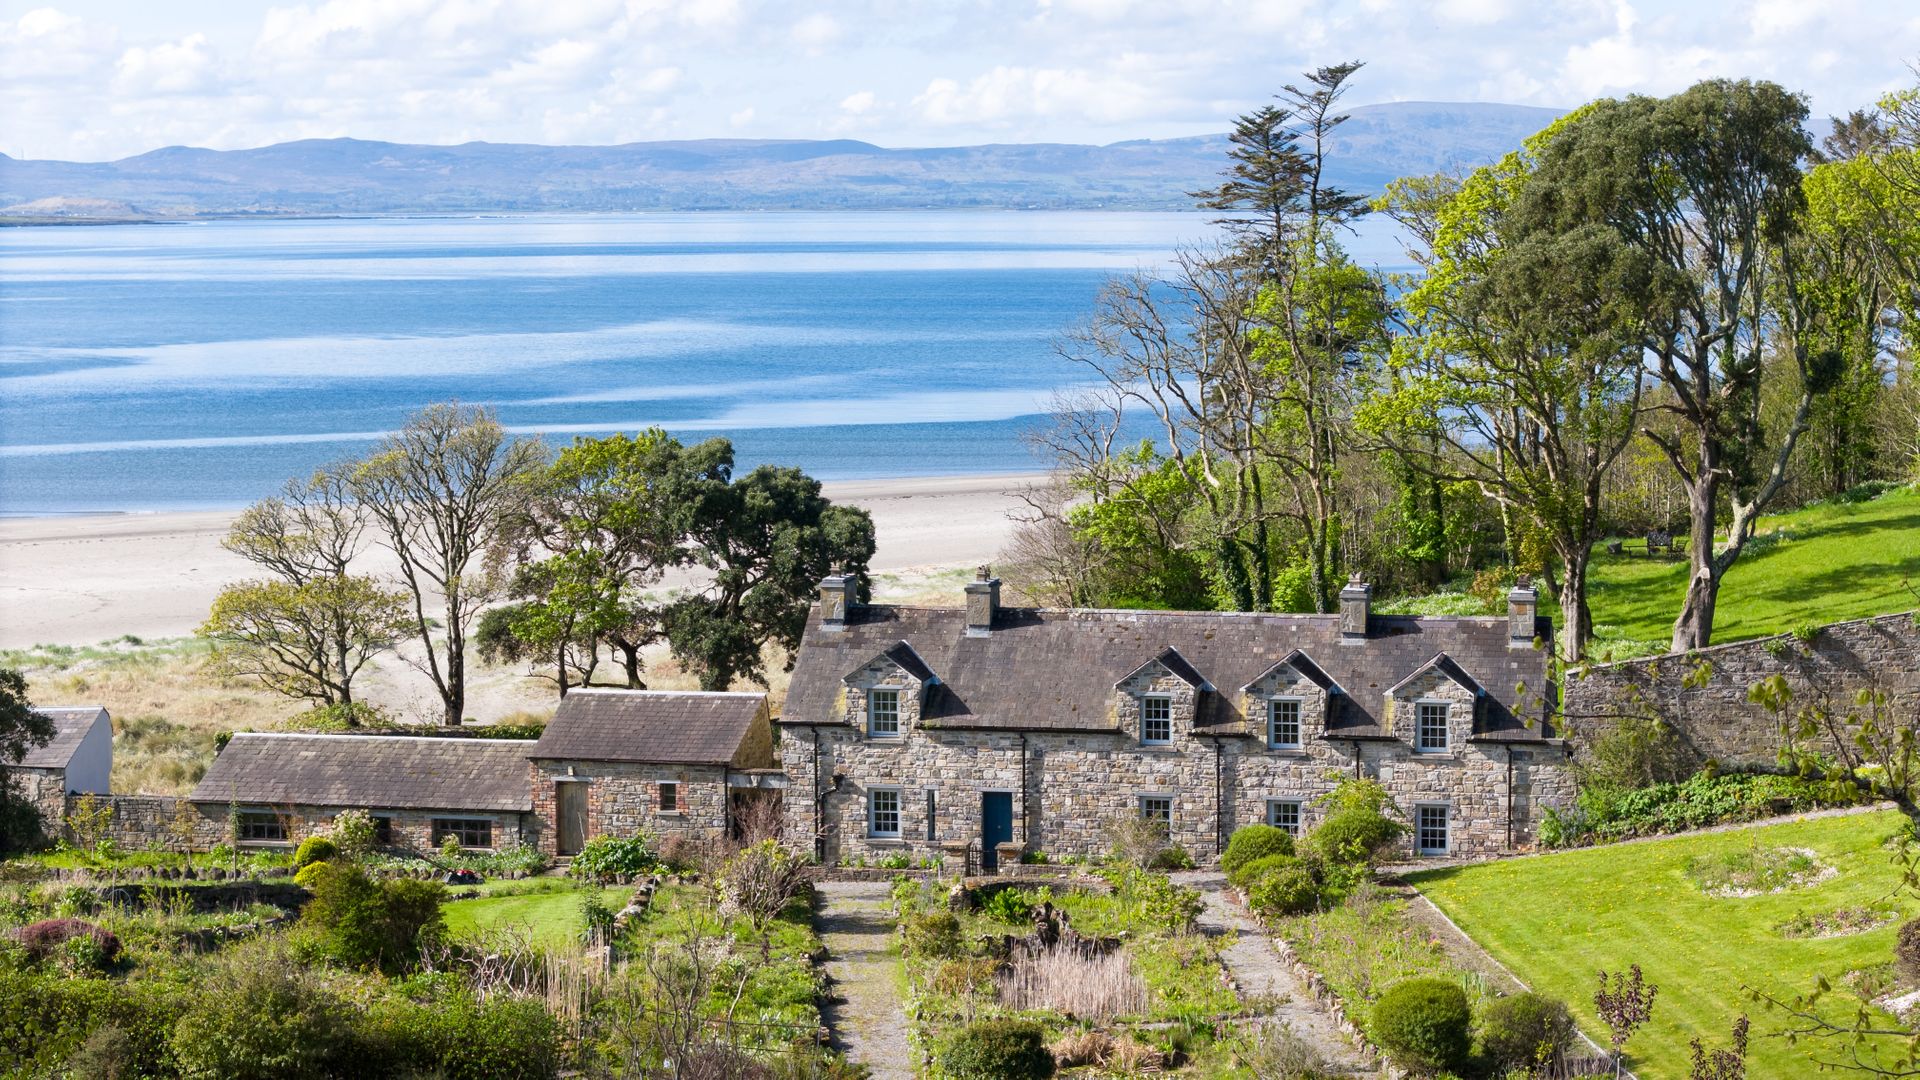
[[190, 734, 533, 812], [784, 605, 1555, 741], [531, 690, 768, 766], [17, 707, 106, 769]]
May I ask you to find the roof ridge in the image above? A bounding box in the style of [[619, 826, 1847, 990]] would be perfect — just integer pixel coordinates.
[[225, 731, 534, 746], [565, 688, 765, 698]]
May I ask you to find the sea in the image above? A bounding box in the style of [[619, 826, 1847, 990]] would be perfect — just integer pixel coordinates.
[[0, 211, 1408, 514]]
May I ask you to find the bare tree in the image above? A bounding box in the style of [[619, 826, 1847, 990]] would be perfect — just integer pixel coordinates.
[[351, 404, 547, 725]]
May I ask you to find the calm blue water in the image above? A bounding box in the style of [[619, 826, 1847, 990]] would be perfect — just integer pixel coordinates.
[[0, 212, 1409, 514]]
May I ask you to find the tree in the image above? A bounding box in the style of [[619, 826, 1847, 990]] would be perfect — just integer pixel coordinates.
[[200, 577, 411, 706], [1366, 114, 1655, 660], [664, 460, 875, 690], [496, 430, 730, 693], [1595, 965, 1658, 1078], [351, 405, 547, 725], [716, 840, 808, 961], [0, 669, 54, 852], [1509, 79, 1831, 651]]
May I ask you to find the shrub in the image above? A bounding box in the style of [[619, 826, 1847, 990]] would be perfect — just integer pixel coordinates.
[[1309, 778, 1405, 865], [1897, 918, 1920, 982], [568, 834, 658, 883], [296, 860, 445, 973], [1245, 857, 1320, 917], [1152, 843, 1195, 870], [293, 835, 338, 869], [363, 988, 562, 1079], [1222, 824, 1295, 884], [327, 809, 378, 856], [940, 1018, 1055, 1079], [902, 910, 965, 959], [169, 954, 352, 1079], [0, 972, 184, 1076], [1478, 991, 1576, 1072], [17, 918, 119, 965], [981, 886, 1050, 924], [1369, 977, 1471, 1075]]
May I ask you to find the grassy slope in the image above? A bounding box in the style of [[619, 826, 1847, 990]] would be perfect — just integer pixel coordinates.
[[442, 884, 632, 945], [1409, 811, 1912, 1080], [1587, 487, 1920, 647]]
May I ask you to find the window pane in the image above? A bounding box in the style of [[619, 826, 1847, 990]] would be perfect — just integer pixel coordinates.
[[1140, 796, 1171, 824], [1269, 699, 1301, 747], [1267, 800, 1301, 835], [1417, 702, 1449, 751], [870, 790, 900, 836], [432, 818, 492, 849], [1418, 806, 1448, 853], [1142, 696, 1172, 743], [659, 783, 679, 811], [238, 812, 284, 842], [869, 689, 901, 736]]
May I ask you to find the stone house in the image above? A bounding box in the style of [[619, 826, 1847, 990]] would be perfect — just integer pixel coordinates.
[[7, 706, 112, 839], [526, 689, 780, 857], [779, 572, 1571, 868], [189, 733, 537, 851]]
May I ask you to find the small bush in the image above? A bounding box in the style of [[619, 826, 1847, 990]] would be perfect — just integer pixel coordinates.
[[1309, 778, 1404, 865], [170, 955, 352, 1079], [17, 917, 119, 964], [981, 886, 1050, 924], [1245, 857, 1320, 917], [1152, 843, 1195, 870], [1477, 991, 1576, 1073], [1369, 977, 1471, 1075], [296, 861, 445, 973], [362, 988, 562, 1079], [292, 835, 337, 869], [1897, 918, 1920, 982], [327, 810, 378, 856], [568, 834, 658, 883], [940, 1018, 1055, 1080], [902, 910, 965, 959], [1222, 824, 1295, 883]]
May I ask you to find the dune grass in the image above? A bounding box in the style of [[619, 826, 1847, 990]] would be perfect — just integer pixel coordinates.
[[1587, 486, 1920, 651], [1409, 810, 1915, 1080]]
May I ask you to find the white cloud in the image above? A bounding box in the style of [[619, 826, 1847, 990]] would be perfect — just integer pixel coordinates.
[[730, 106, 756, 127], [792, 12, 841, 50], [840, 89, 877, 114]]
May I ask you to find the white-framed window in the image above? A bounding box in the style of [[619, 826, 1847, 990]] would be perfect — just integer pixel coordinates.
[[1416, 804, 1449, 855], [1140, 695, 1173, 744], [1267, 698, 1303, 749], [1415, 700, 1450, 753], [867, 788, 901, 838], [1139, 794, 1173, 826], [867, 688, 901, 737], [1265, 799, 1303, 835]]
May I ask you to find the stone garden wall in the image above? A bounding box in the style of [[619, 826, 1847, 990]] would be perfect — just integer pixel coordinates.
[[1562, 612, 1920, 769]]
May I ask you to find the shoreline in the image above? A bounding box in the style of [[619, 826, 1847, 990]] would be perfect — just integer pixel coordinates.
[[0, 471, 1045, 650]]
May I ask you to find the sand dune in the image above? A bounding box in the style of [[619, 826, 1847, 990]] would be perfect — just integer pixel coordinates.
[[0, 472, 1040, 650]]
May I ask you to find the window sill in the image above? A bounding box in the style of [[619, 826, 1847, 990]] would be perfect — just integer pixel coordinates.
[[657, 811, 684, 818], [1265, 746, 1307, 755], [864, 836, 907, 845]]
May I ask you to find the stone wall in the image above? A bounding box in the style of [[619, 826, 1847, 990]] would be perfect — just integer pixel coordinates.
[[779, 720, 1573, 865], [527, 761, 731, 856], [1562, 612, 1920, 769], [12, 768, 69, 843], [75, 796, 528, 854]]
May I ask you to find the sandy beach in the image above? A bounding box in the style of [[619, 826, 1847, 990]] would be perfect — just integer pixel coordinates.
[[0, 472, 1041, 650]]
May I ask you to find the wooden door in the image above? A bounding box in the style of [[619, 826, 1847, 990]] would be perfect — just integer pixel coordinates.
[[981, 791, 1013, 870], [556, 781, 588, 856]]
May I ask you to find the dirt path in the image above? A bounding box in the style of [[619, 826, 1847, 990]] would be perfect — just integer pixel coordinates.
[[815, 881, 913, 1079], [1176, 871, 1373, 1075]]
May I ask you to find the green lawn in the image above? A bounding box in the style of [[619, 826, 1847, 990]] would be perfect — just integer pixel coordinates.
[[1410, 811, 1914, 1080], [442, 883, 631, 945], [1588, 487, 1920, 648]]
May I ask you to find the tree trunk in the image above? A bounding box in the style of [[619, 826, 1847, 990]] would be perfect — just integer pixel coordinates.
[[613, 640, 646, 689], [1558, 555, 1592, 662], [1671, 474, 1720, 652], [443, 629, 465, 726]]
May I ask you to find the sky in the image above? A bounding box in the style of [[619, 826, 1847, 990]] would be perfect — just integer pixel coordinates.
[[5, 0, 1918, 162]]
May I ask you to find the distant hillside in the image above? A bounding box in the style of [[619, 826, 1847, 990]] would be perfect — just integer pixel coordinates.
[[0, 101, 1562, 218]]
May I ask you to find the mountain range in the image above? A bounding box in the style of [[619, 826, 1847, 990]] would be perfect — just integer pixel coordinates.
[[0, 101, 1561, 219]]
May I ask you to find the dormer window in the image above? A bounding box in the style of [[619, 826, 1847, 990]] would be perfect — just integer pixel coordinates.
[[868, 689, 902, 738], [1415, 701, 1450, 753], [1140, 695, 1173, 744], [1267, 698, 1303, 750]]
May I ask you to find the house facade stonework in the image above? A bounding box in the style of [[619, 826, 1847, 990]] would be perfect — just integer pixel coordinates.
[[780, 573, 1571, 865]]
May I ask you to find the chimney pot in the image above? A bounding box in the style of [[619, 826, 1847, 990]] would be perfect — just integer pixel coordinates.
[[1339, 574, 1371, 642], [964, 572, 1001, 637], [818, 572, 856, 632]]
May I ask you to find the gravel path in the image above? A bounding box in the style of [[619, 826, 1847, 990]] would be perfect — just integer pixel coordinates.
[[815, 881, 913, 1079], [1176, 871, 1373, 1075]]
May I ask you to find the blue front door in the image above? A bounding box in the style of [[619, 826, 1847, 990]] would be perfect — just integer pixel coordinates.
[[981, 792, 1014, 870]]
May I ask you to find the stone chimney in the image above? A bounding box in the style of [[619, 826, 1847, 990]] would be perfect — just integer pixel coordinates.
[[1508, 575, 1538, 648], [818, 572, 856, 633], [1339, 573, 1371, 644], [964, 566, 1000, 638]]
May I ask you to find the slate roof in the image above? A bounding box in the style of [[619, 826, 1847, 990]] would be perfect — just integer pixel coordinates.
[[784, 605, 1556, 742], [16, 707, 107, 769], [531, 690, 768, 766], [190, 733, 533, 813], [1241, 650, 1343, 694]]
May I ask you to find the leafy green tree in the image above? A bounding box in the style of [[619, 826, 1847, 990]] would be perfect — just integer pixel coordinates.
[[1507, 79, 1834, 651], [665, 459, 875, 690], [200, 576, 411, 705], [351, 404, 547, 725], [1366, 113, 1655, 659], [0, 669, 54, 852]]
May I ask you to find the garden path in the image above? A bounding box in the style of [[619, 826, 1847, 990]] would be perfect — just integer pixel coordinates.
[[815, 881, 913, 1079], [1176, 871, 1373, 1074]]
